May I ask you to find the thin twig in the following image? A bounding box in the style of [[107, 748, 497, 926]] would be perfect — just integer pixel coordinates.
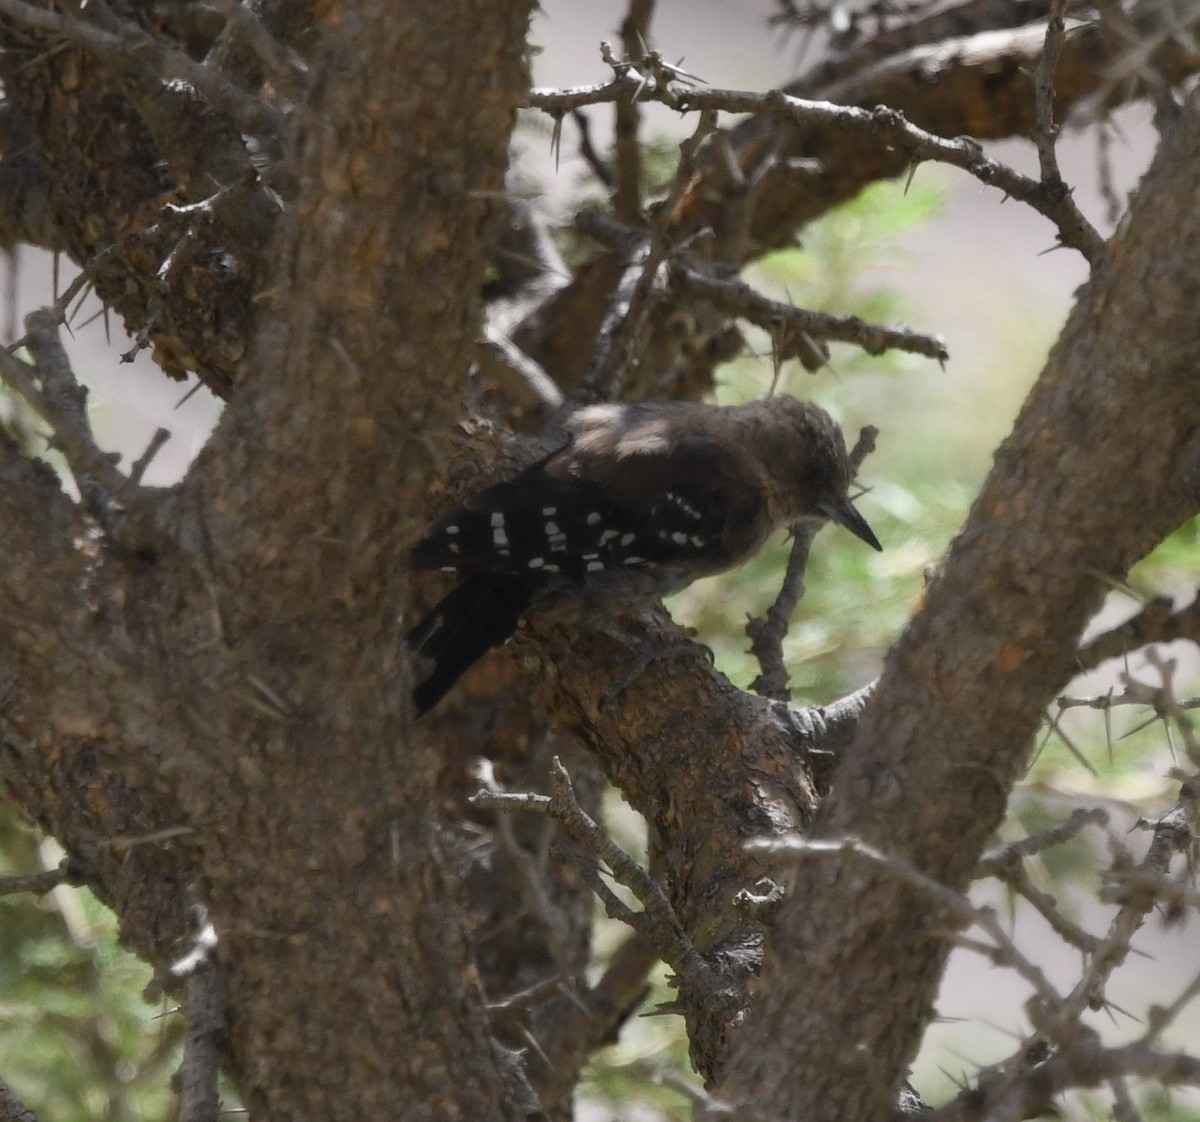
[[753, 834, 1065, 1007], [978, 807, 1109, 874], [574, 232, 653, 402], [130, 427, 172, 485], [1053, 778, 1199, 1031], [926, 1040, 1200, 1122], [0, 858, 85, 897], [478, 326, 564, 408], [745, 422, 879, 700], [471, 757, 719, 996], [671, 262, 949, 362], [570, 110, 615, 188], [1030, 0, 1107, 262], [531, 68, 1108, 263], [746, 523, 817, 700], [1033, 0, 1071, 186]]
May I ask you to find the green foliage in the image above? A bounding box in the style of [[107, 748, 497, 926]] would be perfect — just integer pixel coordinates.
[[669, 175, 958, 701], [0, 800, 180, 1122]]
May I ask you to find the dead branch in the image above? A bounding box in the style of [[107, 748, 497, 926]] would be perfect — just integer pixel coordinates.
[[471, 757, 719, 998]]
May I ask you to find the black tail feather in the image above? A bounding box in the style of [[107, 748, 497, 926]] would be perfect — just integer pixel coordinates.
[[407, 574, 540, 716]]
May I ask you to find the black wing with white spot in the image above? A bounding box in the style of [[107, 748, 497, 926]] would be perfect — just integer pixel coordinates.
[[410, 470, 751, 581]]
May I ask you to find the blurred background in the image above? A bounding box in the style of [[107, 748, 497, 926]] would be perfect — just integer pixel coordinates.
[[2, 2, 1197, 1119]]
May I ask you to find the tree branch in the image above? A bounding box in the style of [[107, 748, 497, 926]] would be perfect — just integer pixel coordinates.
[[0, 0, 284, 136], [717, 89, 1200, 1122], [473, 758, 719, 998]]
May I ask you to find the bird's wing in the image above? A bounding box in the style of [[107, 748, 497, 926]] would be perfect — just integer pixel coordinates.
[[411, 431, 765, 579]]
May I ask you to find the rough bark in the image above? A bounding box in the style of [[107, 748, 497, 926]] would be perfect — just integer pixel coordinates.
[[716, 91, 1200, 1122], [1, 0, 538, 1117]]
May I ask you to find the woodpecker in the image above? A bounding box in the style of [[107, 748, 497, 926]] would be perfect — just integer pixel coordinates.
[[408, 396, 881, 715]]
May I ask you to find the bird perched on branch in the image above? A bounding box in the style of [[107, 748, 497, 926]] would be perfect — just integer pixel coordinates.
[[407, 395, 881, 715]]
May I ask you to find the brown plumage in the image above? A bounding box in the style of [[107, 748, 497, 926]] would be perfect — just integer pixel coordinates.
[[408, 396, 880, 714]]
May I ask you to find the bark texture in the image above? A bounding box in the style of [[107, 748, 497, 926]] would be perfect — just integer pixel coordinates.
[[1, 0, 538, 1117], [0, 0, 1198, 1117], [717, 92, 1200, 1121]]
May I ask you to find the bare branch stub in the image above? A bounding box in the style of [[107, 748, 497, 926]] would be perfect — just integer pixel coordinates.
[[177, 967, 225, 1122], [0, 857, 85, 898]]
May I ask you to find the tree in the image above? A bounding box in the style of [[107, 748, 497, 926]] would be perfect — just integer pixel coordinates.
[[1, 0, 1199, 1119]]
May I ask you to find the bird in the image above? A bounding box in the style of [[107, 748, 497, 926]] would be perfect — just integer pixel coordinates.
[[407, 395, 881, 715]]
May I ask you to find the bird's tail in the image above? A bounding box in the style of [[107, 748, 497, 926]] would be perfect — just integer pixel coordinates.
[[407, 574, 540, 716]]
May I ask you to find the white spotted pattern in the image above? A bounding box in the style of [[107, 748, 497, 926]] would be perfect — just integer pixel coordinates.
[[667, 492, 700, 519]]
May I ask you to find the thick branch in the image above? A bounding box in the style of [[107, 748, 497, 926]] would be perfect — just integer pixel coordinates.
[[717, 90, 1200, 1122]]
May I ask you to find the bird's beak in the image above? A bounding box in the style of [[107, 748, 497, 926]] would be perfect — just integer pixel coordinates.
[[819, 497, 883, 552]]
